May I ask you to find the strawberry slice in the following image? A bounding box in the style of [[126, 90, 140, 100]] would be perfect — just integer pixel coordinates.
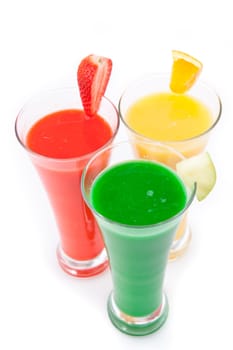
[[77, 54, 112, 117]]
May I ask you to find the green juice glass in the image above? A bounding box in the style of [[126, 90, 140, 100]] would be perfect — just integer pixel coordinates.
[[82, 141, 196, 336]]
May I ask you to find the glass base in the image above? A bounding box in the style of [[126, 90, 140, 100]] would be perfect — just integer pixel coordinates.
[[56, 245, 108, 278], [169, 225, 192, 261], [107, 292, 168, 336]]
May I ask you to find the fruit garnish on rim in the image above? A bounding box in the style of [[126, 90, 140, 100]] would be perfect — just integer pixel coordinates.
[[77, 54, 112, 117], [176, 152, 216, 201], [170, 50, 203, 94]]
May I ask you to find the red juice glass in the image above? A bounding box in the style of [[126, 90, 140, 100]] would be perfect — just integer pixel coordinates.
[[15, 87, 119, 277]]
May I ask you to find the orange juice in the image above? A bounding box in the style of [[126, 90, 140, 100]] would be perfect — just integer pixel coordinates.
[[125, 92, 213, 157], [125, 92, 209, 260], [120, 74, 221, 260]]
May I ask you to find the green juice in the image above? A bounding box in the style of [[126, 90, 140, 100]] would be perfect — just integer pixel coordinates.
[[90, 160, 187, 317]]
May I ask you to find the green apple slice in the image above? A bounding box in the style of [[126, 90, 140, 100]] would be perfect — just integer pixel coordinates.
[[176, 152, 216, 201]]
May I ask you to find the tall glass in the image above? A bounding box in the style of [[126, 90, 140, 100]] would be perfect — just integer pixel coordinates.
[[82, 141, 196, 335], [119, 74, 221, 260], [15, 87, 119, 277]]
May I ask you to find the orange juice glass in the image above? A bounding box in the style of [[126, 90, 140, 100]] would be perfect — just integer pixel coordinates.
[[119, 73, 221, 260]]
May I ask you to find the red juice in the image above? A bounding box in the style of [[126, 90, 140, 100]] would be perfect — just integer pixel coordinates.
[[27, 109, 113, 262]]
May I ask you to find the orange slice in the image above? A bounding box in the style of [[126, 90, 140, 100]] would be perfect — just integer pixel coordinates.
[[169, 50, 203, 93]]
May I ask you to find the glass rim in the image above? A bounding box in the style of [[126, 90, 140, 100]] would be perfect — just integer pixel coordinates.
[[81, 140, 197, 231], [15, 89, 120, 164], [118, 72, 222, 144]]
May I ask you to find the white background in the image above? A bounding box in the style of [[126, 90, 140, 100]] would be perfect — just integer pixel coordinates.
[[0, 1, 232, 349]]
